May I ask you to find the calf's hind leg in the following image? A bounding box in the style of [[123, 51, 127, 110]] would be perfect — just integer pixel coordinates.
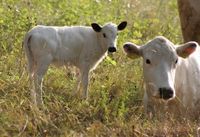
[[32, 55, 52, 107]]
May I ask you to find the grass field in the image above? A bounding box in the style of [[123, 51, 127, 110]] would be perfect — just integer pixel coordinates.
[[0, 0, 199, 136]]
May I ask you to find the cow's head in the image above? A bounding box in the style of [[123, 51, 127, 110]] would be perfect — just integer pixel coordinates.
[[91, 21, 127, 53], [123, 36, 197, 100]]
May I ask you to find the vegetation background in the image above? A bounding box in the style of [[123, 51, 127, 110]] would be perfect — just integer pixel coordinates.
[[0, 0, 199, 136]]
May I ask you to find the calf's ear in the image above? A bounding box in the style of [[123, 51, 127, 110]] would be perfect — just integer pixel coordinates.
[[176, 41, 198, 58], [123, 42, 142, 59], [118, 21, 127, 31], [91, 23, 102, 32]]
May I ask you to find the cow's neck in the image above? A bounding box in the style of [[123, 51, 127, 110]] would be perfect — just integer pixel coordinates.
[[174, 58, 186, 99]]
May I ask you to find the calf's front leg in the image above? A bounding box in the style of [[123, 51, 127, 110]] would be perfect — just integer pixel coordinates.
[[79, 66, 90, 99]]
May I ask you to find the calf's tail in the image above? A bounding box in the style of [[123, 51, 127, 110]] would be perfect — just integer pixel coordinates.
[[23, 33, 34, 76]]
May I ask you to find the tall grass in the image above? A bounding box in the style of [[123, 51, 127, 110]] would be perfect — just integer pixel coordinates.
[[0, 0, 199, 136]]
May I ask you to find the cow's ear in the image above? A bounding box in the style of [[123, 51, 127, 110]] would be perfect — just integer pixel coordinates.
[[118, 21, 127, 31], [91, 23, 102, 32], [123, 42, 142, 59], [176, 41, 198, 58]]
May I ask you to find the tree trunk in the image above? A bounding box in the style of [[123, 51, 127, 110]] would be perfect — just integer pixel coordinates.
[[177, 0, 200, 43]]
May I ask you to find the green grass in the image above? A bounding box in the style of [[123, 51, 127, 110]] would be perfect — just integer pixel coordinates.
[[0, 0, 199, 136]]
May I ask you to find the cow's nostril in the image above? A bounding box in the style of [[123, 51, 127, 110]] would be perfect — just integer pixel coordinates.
[[108, 47, 116, 52], [159, 88, 174, 100]]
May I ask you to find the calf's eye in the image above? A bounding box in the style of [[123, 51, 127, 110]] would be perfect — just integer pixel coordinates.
[[146, 59, 151, 64], [103, 33, 106, 38]]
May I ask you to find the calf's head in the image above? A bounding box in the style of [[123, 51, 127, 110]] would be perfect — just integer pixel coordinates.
[[123, 36, 197, 100], [92, 21, 127, 53]]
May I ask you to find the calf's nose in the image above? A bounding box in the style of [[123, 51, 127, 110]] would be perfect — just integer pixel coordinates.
[[108, 47, 117, 53], [159, 87, 174, 100]]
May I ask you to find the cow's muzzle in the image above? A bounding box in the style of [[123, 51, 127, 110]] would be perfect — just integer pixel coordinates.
[[159, 87, 174, 100], [108, 47, 116, 53]]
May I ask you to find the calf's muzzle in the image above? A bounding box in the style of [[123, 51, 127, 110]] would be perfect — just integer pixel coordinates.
[[108, 47, 116, 53]]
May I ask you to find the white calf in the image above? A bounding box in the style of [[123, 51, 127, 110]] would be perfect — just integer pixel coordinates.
[[123, 36, 200, 115], [24, 21, 127, 106]]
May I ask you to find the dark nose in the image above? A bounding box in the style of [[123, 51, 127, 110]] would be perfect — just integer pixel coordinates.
[[159, 88, 174, 100], [108, 47, 116, 53]]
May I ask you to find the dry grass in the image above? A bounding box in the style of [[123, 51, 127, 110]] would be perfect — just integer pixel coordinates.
[[0, 0, 200, 136]]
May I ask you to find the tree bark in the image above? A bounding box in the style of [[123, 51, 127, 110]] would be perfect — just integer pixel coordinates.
[[177, 0, 200, 43]]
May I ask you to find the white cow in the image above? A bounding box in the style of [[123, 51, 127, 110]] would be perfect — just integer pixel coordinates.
[[123, 36, 200, 116], [24, 21, 127, 106]]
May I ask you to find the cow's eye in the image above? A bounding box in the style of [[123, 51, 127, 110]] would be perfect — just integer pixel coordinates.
[[175, 58, 178, 64], [146, 59, 151, 64], [103, 33, 106, 38]]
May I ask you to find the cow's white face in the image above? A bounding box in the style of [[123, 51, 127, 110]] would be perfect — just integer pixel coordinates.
[[92, 21, 127, 53], [123, 36, 197, 101], [141, 38, 178, 100]]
